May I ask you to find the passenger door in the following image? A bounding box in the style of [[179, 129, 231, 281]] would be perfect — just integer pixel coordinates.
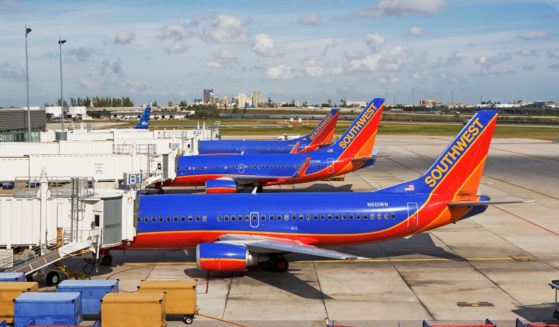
[[406, 202, 419, 231], [327, 158, 335, 174]]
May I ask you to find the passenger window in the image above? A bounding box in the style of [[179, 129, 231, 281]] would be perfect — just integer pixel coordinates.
[[181, 216, 186, 222], [306, 214, 311, 221], [261, 215, 266, 221], [143, 217, 148, 222], [166, 216, 171, 222], [384, 213, 389, 219], [327, 214, 332, 220], [269, 215, 274, 221], [292, 214, 296, 221], [391, 213, 396, 219], [245, 215, 249, 221], [195, 216, 200, 222], [231, 215, 236, 221], [299, 214, 304, 221], [349, 214, 354, 220], [159, 217, 163, 222], [217, 215, 222, 222], [202, 216, 207, 222], [188, 216, 193, 222], [224, 215, 229, 221], [151, 217, 156, 222], [370, 213, 375, 220], [173, 216, 178, 222], [313, 214, 318, 221], [321, 214, 325, 220], [335, 214, 339, 220], [284, 214, 289, 221], [342, 214, 346, 220], [377, 213, 382, 219], [356, 214, 361, 220]]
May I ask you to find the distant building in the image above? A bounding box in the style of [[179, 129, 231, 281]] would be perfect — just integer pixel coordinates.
[[420, 99, 442, 108], [0, 108, 46, 142], [346, 101, 367, 107], [68, 106, 87, 118], [46, 106, 62, 118], [252, 91, 262, 107], [234, 93, 253, 108], [203, 89, 214, 104]]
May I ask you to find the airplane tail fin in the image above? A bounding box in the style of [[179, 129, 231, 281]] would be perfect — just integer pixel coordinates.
[[382, 110, 499, 196], [321, 98, 384, 160], [135, 104, 151, 129], [301, 108, 341, 149]]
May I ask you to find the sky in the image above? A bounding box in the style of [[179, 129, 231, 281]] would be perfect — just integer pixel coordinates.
[[0, 0, 558, 107]]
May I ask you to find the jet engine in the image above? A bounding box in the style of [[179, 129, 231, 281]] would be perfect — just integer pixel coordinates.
[[205, 178, 237, 194], [196, 242, 263, 272]]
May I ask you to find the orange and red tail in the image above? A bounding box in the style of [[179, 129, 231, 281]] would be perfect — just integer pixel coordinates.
[[298, 108, 340, 153]]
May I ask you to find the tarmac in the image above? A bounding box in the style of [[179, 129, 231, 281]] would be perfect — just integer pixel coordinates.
[[62, 135, 559, 327]]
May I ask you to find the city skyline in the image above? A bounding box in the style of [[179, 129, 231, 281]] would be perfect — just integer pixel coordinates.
[[0, 0, 558, 107]]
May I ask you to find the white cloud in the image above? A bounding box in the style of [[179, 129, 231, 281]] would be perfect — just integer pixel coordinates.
[[157, 23, 190, 54], [473, 53, 513, 74], [548, 50, 559, 59], [298, 13, 320, 25], [266, 65, 295, 80], [101, 58, 124, 77], [204, 14, 249, 43], [349, 53, 382, 72], [365, 33, 385, 52], [517, 30, 549, 41], [0, 62, 24, 80], [303, 59, 343, 77], [252, 33, 281, 57], [380, 75, 399, 84], [358, 0, 446, 17], [78, 78, 98, 91], [206, 49, 237, 69], [68, 47, 95, 62], [408, 26, 424, 37], [114, 30, 136, 45]]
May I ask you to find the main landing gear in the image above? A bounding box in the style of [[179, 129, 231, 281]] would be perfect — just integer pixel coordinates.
[[271, 255, 289, 272], [100, 254, 113, 266]]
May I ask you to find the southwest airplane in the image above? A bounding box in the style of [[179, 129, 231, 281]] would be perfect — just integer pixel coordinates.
[[198, 108, 341, 155], [165, 98, 384, 193], [131, 110, 504, 272], [135, 104, 151, 129]]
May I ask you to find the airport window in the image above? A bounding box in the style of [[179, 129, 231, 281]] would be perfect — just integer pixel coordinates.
[[181, 216, 186, 222], [217, 216, 222, 222], [306, 214, 311, 221], [188, 216, 193, 222], [173, 216, 178, 222], [342, 214, 346, 220], [202, 216, 207, 222], [195, 216, 200, 222], [313, 214, 318, 221], [384, 213, 390, 219], [320, 214, 325, 221], [391, 213, 396, 219]]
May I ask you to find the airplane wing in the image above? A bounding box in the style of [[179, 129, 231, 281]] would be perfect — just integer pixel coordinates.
[[448, 200, 532, 207], [217, 234, 363, 260]]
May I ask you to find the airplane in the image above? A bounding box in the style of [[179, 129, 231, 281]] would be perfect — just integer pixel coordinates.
[[164, 98, 384, 193], [198, 108, 340, 155], [135, 104, 151, 129], [127, 109, 511, 273]]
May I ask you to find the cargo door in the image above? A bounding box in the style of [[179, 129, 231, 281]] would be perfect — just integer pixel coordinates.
[[102, 197, 123, 247], [406, 202, 419, 231]]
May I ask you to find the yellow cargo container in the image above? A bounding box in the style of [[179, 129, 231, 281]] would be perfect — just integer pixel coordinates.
[[0, 281, 39, 323], [101, 292, 166, 327], [138, 280, 197, 324]]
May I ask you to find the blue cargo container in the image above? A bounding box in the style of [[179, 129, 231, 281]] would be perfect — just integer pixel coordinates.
[[57, 280, 118, 315], [14, 292, 82, 327], [0, 272, 25, 282]]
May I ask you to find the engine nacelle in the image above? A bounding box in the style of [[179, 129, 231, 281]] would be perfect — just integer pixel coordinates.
[[205, 178, 237, 194], [196, 242, 251, 272]]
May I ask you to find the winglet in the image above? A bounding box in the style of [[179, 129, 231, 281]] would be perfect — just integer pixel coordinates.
[[290, 141, 301, 154], [292, 157, 312, 178]]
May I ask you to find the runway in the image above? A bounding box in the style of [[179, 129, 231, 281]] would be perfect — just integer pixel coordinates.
[[62, 135, 559, 326]]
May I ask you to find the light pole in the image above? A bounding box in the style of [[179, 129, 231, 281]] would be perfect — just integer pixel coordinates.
[[25, 25, 32, 141], [58, 37, 67, 131]]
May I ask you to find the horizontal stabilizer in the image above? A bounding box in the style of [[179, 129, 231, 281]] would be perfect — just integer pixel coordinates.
[[448, 200, 533, 207]]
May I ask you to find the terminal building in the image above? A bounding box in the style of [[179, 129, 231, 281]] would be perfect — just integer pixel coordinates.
[[0, 108, 46, 142]]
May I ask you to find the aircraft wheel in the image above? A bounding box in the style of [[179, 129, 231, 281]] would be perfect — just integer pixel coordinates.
[[46, 271, 61, 286], [100, 255, 113, 266], [272, 255, 289, 272]]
